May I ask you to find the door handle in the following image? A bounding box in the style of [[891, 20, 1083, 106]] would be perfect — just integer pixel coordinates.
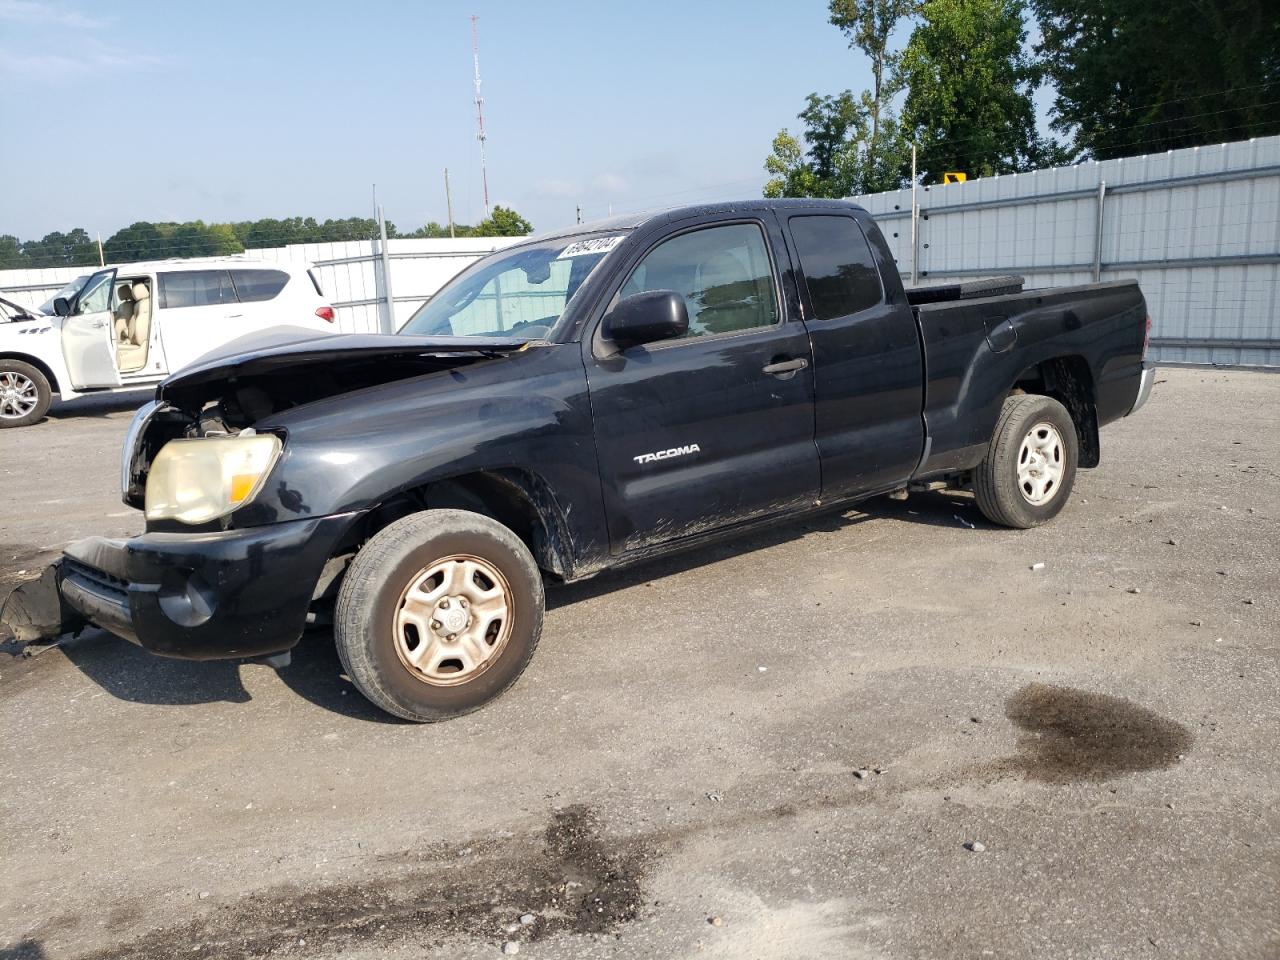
[[226, 313, 244, 319], [762, 357, 809, 376], [91, 319, 106, 329]]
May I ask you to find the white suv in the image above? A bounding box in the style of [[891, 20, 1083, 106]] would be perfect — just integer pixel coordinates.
[[0, 256, 335, 427]]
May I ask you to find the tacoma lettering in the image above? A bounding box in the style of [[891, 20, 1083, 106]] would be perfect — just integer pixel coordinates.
[[633, 444, 702, 465]]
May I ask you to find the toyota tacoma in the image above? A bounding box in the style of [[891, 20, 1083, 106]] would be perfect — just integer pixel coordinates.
[[4, 199, 1155, 721]]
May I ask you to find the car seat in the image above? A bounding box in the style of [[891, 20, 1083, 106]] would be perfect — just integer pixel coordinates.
[[113, 284, 135, 342], [115, 282, 151, 373]]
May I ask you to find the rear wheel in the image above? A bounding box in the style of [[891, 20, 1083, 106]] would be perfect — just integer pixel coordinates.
[[0, 360, 51, 428], [973, 394, 1078, 529], [334, 509, 544, 722]]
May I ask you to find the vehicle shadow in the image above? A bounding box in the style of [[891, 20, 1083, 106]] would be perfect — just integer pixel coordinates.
[[50, 490, 991, 722], [53, 627, 398, 723], [0, 938, 47, 960], [45, 389, 153, 422], [548, 490, 991, 609], [860, 488, 994, 530]]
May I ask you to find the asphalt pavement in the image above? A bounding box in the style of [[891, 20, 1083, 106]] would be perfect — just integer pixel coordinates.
[[1, 368, 1277, 960]]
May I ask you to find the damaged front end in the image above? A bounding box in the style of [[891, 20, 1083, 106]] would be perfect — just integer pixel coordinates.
[[5, 330, 533, 654], [123, 332, 532, 506]]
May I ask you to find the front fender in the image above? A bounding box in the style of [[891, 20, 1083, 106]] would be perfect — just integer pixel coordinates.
[[229, 344, 611, 576]]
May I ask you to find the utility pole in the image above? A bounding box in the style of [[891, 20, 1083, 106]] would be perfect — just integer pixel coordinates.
[[909, 143, 919, 286], [377, 204, 395, 334], [471, 15, 490, 217], [95, 231, 104, 267], [444, 168, 456, 238]]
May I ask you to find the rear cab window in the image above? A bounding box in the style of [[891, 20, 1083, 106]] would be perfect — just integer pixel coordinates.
[[788, 215, 883, 320]]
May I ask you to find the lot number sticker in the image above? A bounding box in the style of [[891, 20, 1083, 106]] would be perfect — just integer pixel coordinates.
[[557, 236, 625, 259]]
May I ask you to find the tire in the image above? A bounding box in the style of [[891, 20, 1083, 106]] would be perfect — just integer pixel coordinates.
[[973, 394, 1078, 529], [0, 360, 52, 428], [334, 509, 544, 722]]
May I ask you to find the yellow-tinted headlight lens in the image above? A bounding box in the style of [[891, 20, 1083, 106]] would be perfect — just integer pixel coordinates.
[[144, 434, 282, 524]]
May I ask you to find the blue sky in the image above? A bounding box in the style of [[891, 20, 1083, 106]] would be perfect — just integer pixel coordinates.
[[0, 0, 1047, 240]]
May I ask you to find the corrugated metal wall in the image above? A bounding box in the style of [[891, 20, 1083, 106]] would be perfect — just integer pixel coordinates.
[[0, 237, 524, 334], [852, 135, 1280, 367]]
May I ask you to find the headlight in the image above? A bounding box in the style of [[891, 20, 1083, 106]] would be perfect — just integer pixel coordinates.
[[144, 433, 282, 524]]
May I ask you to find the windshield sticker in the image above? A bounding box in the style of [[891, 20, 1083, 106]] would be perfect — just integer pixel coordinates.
[[556, 236, 625, 259]]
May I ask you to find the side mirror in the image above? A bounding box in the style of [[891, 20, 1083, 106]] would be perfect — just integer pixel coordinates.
[[603, 290, 688, 349], [53, 297, 71, 317]]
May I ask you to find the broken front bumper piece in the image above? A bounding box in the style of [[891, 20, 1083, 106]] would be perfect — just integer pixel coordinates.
[[0, 565, 85, 643], [8, 514, 354, 660]]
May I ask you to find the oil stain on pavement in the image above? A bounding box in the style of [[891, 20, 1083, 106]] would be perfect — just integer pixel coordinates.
[[55, 805, 650, 960], [1002, 682, 1193, 784]]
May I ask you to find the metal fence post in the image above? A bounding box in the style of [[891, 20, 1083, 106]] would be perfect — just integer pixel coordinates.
[[377, 205, 395, 334], [910, 144, 919, 286], [1092, 180, 1107, 283]]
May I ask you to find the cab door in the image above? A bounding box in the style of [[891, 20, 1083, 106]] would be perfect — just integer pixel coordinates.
[[61, 268, 121, 389], [785, 213, 924, 498], [584, 216, 819, 555]]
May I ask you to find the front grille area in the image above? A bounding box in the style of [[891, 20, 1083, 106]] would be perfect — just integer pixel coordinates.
[[62, 557, 130, 602]]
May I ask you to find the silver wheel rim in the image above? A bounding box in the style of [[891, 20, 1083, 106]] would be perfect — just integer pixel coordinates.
[[1017, 421, 1066, 505], [0, 371, 39, 420], [392, 554, 513, 686]]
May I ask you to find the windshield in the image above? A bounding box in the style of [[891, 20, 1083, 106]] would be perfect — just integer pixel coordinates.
[[38, 275, 89, 315], [399, 234, 627, 339]]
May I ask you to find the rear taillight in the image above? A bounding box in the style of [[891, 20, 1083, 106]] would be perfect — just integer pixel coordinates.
[[316, 306, 335, 323], [1143, 314, 1152, 357]]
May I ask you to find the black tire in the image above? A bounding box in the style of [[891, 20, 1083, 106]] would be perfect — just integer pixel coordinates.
[[334, 509, 544, 722], [0, 360, 52, 428], [973, 394, 1078, 529]]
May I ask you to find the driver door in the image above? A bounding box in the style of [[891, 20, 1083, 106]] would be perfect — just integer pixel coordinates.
[[61, 268, 121, 389]]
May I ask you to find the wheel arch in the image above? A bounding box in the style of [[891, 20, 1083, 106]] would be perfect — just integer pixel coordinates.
[[337, 468, 575, 582], [0, 351, 61, 395], [1012, 354, 1099, 468]]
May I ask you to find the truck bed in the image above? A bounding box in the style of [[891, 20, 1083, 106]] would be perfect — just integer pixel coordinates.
[[909, 279, 1148, 477]]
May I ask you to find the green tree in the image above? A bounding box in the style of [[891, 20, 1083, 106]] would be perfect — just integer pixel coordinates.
[[0, 235, 23, 268], [103, 221, 164, 263], [764, 92, 909, 197], [898, 0, 1060, 183], [829, 0, 919, 180], [16, 228, 100, 267], [407, 221, 454, 239], [1032, 0, 1280, 159], [472, 206, 533, 237]]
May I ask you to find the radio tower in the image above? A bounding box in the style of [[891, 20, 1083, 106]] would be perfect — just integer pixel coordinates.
[[470, 15, 490, 217]]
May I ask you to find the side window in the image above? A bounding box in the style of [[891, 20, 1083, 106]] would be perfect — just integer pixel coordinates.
[[159, 271, 237, 309], [621, 222, 779, 340], [230, 269, 290, 303], [788, 215, 883, 320], [73, 270, 114, 315]]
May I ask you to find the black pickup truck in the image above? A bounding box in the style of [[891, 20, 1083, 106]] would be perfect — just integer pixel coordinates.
[[10, 199, 1154, 721]]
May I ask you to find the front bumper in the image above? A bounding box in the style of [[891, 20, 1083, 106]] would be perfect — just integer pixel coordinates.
[[1127, 360, 1156, 415], [57, 513, 355, 661]]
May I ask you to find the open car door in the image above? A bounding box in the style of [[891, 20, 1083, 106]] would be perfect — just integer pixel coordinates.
[[61, 268, 121, 389]]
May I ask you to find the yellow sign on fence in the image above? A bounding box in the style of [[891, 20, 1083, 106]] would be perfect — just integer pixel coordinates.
[[942, 172, 967, 184]]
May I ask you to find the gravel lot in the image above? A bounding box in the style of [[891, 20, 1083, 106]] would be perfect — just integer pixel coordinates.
[[2, 367, 1277, 960]]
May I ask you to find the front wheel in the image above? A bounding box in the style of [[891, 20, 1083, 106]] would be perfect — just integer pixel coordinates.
[[0, 360, 52, 428], [334, 509, 544, 722], [973, 394, 1078, 529]]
